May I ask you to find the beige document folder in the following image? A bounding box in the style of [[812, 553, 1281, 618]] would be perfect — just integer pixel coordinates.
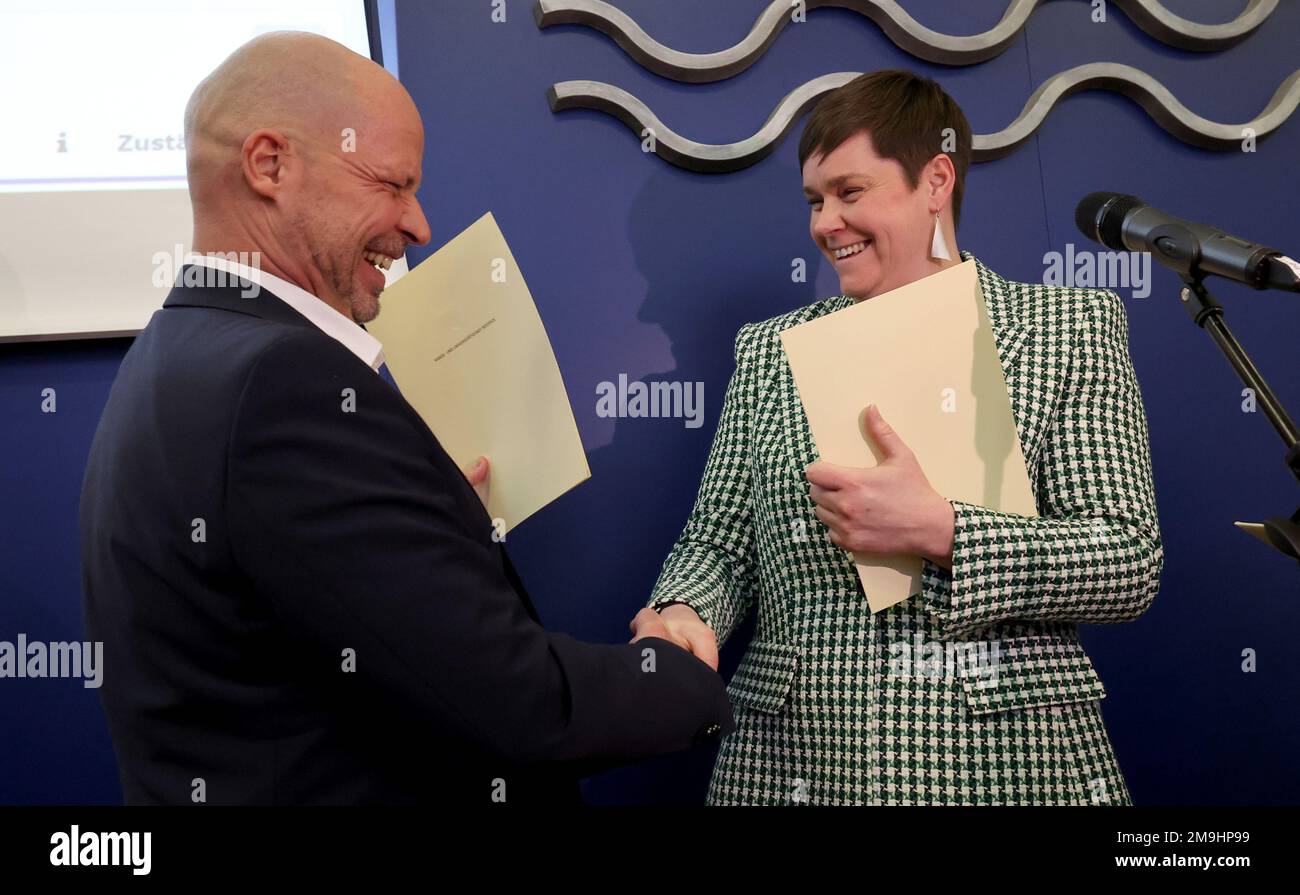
[[368, 212, 590, 534], [779, 259, 1037, 612]]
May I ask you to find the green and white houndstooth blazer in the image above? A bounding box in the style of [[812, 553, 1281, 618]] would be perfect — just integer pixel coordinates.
[[649, 252, 1164, 806]]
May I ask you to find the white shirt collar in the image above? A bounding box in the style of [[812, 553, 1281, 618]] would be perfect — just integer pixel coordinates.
[[186, 254, 385, 372]]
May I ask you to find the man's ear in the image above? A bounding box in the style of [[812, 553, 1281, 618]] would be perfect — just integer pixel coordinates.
[[241, 129, 292, 199], [923, 153, 956, 213]]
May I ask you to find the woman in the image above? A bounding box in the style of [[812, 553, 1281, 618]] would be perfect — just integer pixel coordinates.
[[630, 70, 1163, 805]]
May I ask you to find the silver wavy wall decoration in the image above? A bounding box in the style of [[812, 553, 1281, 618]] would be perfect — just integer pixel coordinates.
[[548, 64, 1300, 173], [535, 0, 1278, 81]]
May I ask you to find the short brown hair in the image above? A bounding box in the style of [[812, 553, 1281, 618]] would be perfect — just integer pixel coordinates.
[[798, 70, 972, 228]]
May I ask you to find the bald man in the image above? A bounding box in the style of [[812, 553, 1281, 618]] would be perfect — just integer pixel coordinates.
[[80, 32, 732, 806]]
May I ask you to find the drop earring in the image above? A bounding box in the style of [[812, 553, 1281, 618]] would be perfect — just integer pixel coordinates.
[[929, 212, 952, 262]]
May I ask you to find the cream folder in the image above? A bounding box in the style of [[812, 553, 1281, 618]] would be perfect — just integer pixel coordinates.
[[779, 259, 1037, 612], [367, 212, 590, 534]]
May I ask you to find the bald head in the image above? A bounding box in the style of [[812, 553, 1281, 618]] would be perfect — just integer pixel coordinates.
[[186, 31, 430, 323], [186, 33, 406, 198]]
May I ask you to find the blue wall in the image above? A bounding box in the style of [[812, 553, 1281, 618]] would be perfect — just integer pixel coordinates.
[[2, 0, 1296, 804]]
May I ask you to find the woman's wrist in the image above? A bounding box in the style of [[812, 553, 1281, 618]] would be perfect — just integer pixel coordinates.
[[920, 496, 956, 570]]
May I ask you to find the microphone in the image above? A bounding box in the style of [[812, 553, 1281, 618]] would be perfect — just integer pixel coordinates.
[[1075, 192, 1300, 292]]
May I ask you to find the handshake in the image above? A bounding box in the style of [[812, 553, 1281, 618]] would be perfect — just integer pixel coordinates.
[[629, 604, 719, 670]]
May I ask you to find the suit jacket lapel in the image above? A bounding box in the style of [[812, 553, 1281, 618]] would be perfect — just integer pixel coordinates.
[[971, 254, 1032, 374], [971, 255, 1053, 477]]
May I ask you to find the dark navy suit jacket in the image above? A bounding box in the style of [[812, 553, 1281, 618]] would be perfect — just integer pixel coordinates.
[[80, 270, 732, 805]]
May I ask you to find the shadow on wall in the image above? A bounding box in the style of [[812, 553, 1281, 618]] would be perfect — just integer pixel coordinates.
[[575, 158, 829, 803]]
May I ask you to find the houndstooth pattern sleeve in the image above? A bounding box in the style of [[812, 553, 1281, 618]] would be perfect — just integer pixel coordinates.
[[647, 324, 761, 645], [928, 289, 1164, 639]]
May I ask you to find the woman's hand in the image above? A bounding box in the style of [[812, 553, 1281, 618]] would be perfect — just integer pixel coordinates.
[[806, 404, 955, 569], [629, 604, 719, 671]]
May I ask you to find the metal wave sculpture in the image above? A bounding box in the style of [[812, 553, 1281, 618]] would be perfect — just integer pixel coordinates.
[[547, 64, 1300, 173], [534, 0, 1278, 81]]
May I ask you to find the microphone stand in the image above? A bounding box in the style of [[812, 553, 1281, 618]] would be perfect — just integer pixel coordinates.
[[1147, 223, 1300, 563]]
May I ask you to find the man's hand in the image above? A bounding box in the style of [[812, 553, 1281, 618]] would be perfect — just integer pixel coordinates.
[[629, 604, 719, 671], [461, 456, 490, 508], [806, 404, 955, 569]]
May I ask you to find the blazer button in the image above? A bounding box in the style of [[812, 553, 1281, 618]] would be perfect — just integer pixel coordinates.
[[696, 723, 723, 744]]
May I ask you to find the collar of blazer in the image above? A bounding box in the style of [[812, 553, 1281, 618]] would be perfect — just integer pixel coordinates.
[[162, 265, 318, 331], [962, 251, 1033, 377]]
